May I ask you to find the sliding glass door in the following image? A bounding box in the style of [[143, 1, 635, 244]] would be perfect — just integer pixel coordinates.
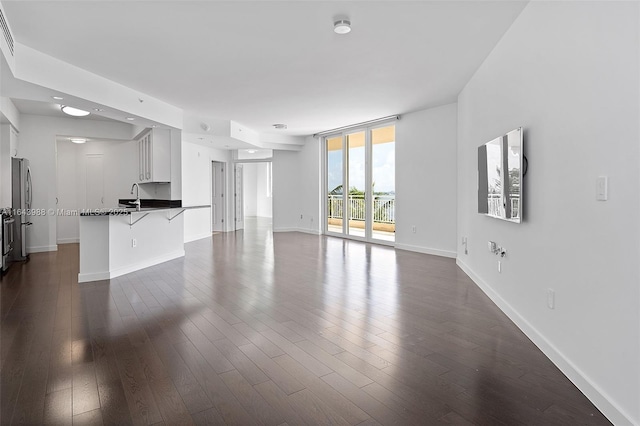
[[325, 124, 395, 243]]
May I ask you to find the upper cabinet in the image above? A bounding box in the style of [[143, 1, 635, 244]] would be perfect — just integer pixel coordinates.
[[137, 128, 170, 183]]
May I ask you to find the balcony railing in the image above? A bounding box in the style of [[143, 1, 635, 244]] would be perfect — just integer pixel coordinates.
[[327, 194, 395, 224], [487, 194, 520, 218]]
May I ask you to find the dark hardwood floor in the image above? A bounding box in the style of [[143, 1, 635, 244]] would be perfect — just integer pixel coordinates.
[[1, 218, 610, 425]]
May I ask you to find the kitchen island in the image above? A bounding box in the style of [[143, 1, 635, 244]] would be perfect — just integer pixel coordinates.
[[78, 205, 207, 283]]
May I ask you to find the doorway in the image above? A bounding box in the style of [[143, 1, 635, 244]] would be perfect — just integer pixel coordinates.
[[211, 161, 226, 232], [234, 161, 273, 231], [325, 124, 396, 243]]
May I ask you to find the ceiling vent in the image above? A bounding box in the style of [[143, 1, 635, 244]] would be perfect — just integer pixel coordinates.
[[0, 7, 14, 56]]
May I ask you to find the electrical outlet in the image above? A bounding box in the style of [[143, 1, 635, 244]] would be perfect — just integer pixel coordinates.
[[412, 225, 417, 233], [596, 176, 608, 201], [300, 214, 303, 219], [131, 238, 137, 248], [547, 289, 555, 309]]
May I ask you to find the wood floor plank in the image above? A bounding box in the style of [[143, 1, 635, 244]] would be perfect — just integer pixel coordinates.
[[321, 372, 422, 425], [254, 380, 309, 426], [219, 369, 284, 425], [150, 336, 213, 415], [72, 362, 101, 416], [260, 330, 332, 377], [211, 337, 269, 386], [0, 223, 611, 426], [287, 389, 351, 426], [237, 343, 305, 395], [233, 322, 285, 358], [295, 339, 373, 388], [113, 349, 163, 425], [72, 408, 104, 425], [272, 354, 370, 425], [173, 340, 256, 425]]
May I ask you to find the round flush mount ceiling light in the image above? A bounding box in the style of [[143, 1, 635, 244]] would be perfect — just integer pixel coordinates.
[[247, 149, 257, 154], [334, 19, 351, 34], [52, 96, 64, 100], [61, 105, 90, 117], [70, 138, 87, 144], [273, 123, 287, 129], [125, 117, 136, 121]]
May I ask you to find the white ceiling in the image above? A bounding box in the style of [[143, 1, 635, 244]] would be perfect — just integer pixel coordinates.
[[3, 1, 527, 137]]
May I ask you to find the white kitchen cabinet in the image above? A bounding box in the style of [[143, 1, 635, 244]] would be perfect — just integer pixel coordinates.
[[137, 128, 170, 183]]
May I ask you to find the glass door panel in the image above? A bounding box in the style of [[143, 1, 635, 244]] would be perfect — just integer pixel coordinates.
[[347, 131, 366, 237], [324, 124, 396, 243], [326, 136, 344, 234], [371, 125, 396, 242]]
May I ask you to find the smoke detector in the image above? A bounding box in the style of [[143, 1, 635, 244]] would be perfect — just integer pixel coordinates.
[[273, 124, 287, 130], [334, 19, 351, 34]]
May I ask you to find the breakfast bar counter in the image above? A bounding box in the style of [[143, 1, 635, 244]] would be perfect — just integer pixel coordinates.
[[78, 205, 208, 283]]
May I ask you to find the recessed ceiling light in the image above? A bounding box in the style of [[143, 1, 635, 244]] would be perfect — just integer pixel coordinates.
[[125, 117, 135, 121], [334, 19, 351, 34], [247, 149, 257, 154], [61, 105, 90, 117], [151, 125, 157, 128], [273, 123, 287, 129], [52, 96, 64, 100], [70, 138, 87, 144], [93, 108, 104, 112]]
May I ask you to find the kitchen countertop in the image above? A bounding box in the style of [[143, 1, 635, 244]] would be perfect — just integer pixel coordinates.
[[79, 205, 210, 216]]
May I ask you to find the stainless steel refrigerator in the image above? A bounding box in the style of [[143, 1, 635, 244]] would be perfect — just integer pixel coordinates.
[[11, 158, 32, 261]]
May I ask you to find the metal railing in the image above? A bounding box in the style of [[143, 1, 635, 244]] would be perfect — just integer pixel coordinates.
[[327, 194, 395, 224], [487, 194, 520, 218]]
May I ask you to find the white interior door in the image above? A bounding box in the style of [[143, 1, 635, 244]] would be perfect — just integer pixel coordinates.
[[212, 161, 225, 232], [86, 155, 104, 210], [235, 164, 244, 230]]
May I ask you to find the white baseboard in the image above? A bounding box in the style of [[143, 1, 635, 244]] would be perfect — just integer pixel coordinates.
[[78, 250, 185, 283], [57, 238, 79, 244], [456, 258, 634, 426], [273, 227, 322, 235], [395, 243, 457, 258], [28, 245, 58, 253], [78, 271, 110, 283], [184, 232, 212, 243]]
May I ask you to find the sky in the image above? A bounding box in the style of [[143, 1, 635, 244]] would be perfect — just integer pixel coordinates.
[[328, 142, 395, 194]]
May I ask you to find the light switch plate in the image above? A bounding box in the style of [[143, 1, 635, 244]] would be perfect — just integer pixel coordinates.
[[596, 176, 608, 201]]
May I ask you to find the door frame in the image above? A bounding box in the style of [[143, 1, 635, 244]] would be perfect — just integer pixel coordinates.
[[232, 158, 274, 231], [211, 161, 226, 232]]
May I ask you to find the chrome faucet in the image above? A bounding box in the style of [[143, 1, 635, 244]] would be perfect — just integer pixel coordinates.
[[130, 183, 141, 211]]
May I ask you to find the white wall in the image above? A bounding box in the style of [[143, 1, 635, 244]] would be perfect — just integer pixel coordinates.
[[0, 125, 13, 207], [456, 2, 639, 424], [181, 141, 232, 242], [243, 162, 258, 216], [272, 137, 320, 233], [17, 114, 135, 252], [395, 104, 457, 257], [242, 162, 272, 218], [56, 138, 138, 243]]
